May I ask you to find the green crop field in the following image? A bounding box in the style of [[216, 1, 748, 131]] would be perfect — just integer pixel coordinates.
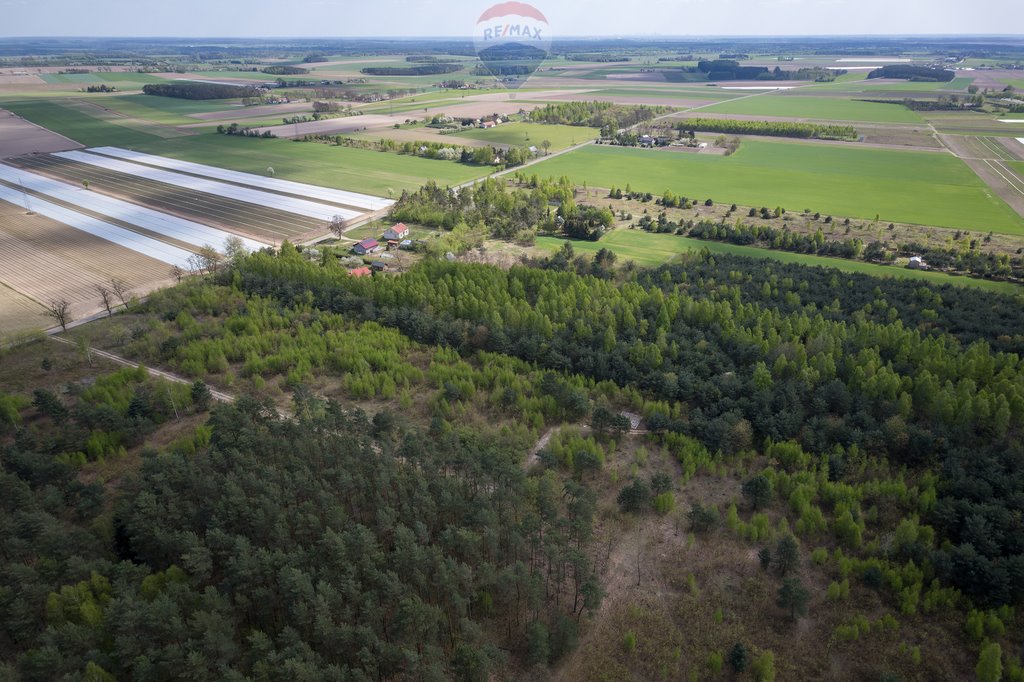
[[38, 72, 166, 85], [89, 94, 242, 124], [696, 95, 922, 123], [1, 99, 171, 147], [862, 77, 974, 92], [535, 230, 1021, 294], [132, 134, 492, 197], [530, 140, 1024, 234], [452, 123, 600, 151]]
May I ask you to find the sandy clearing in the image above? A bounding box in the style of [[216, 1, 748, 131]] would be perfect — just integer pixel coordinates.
[[603, 72, 668, 82], [0, 109, 84, 158], [715, 80, 809, 88], [187, 101, 323, 121], [720, 85, 796, 90], [535, 93, 714, 107], [256, 114, 403, 137], [464, 89, 587, 102], [0, 74, 46, 85]]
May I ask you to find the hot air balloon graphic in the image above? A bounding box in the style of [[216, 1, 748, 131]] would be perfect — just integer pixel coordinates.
[[473, 2, 552, 89]]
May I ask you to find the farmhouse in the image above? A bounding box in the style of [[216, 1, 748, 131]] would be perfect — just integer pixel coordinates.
[[481, 121, 497, 129], [348, 266, 372, 277], [383, 223, 410, 240], [353, 238, 380, 255], [370, 260, 388, 272]]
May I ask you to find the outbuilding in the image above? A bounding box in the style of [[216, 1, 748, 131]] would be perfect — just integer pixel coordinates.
[[353, 239, 379, 255]]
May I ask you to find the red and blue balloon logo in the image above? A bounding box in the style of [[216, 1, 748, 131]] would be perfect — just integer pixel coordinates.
[[474, 2, 552, 88]]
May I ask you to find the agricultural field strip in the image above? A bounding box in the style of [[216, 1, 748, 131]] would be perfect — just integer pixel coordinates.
[[0, 164, 266, 252], [975, 136, 1016, 162], [12, 156, 323, 242], [0, 185, 192, 267], [53, 151, 363, 223], [0, 216, 158, 306], [983, 159, 1024, 198], [89, 146, 394, 211]]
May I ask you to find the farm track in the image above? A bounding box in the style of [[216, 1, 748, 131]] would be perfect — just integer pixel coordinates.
[[9, 155, 321, 244], [48, 335, 236, 403]]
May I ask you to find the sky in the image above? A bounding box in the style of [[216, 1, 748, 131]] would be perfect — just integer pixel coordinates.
[[2, 0, 1022, 38]]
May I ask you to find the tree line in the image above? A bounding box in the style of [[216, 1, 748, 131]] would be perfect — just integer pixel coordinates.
[[867, 65, 955, 82], [528, 101, 668, 129], [142, 81, 262, 100], [673, 117, 857, 141], [363, 63, 463, 76]]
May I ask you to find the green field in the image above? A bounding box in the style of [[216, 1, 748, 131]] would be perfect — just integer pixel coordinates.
[[1, 99, 171, 147], [452, 123, 600, 151], [38, 72, 166, 85], [535, 230, 1020, 294], [862, 77, 974, 92], [88, 94, 242, 124], [697, 95, 922, 123], [133, 134, 492, 196], [530, 141, 1024, 234]]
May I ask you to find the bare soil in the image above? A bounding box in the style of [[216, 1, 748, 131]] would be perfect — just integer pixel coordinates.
[[0, 108, 83, 158], [187, 101, 323, 121], [0, 198, 173, 325]]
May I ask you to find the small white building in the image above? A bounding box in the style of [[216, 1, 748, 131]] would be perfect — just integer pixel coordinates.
[[908, 256, 929, 270], [383, 223, 410, 241]]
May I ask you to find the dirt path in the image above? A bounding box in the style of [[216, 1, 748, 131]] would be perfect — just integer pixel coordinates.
[[48, 334, 235, 403], [526, 426, 559, 468]]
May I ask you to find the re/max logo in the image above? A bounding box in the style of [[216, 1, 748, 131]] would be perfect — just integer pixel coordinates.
[[481, 24, 543, 40]]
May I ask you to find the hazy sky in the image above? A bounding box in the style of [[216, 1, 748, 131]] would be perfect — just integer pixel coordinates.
[[2, 0, 1021, 38]]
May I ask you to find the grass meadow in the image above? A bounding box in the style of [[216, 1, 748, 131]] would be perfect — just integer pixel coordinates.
[[452, 123, 600, 151], [1, 99, 171, 147], [534, 230, 1021, 294], [696, 95, 923, 123], [90, 94, 242, 125], [530, 141, 1024, 234]]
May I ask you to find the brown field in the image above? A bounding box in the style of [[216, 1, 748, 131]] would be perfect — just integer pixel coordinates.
[[9, 154, 326, 244], [186, 101, 325, 121], [255, 114, 402, 138], [0, 199, 173, 327], [0, 283, 48, 336], [0, 108, 84, 158]]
